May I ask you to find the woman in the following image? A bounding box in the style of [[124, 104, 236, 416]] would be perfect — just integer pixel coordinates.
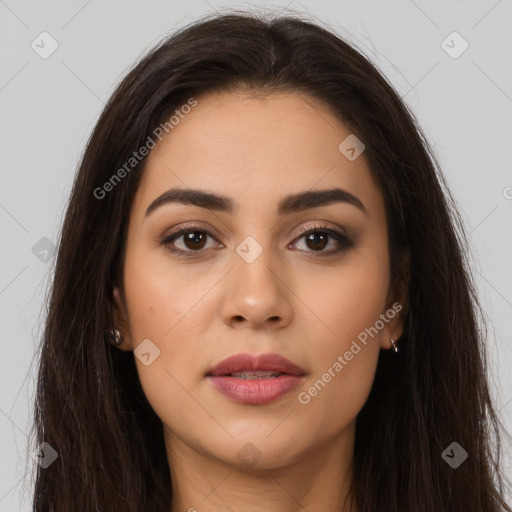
[[31, 10, 512, 512]]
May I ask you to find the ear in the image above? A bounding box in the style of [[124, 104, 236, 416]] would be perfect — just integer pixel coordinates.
[[380, 248, 410, 350], [111, 286, 134, 351]]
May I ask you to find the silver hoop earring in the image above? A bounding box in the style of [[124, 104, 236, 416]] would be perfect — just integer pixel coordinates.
[[391, 337, 399, 353], [107, 329, 123, 346]]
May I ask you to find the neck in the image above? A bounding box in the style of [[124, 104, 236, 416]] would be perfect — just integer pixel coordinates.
[[165, 423, 358, 512]]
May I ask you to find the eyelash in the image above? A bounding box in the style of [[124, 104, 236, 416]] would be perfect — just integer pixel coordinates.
[[160, 223, 352, 258]]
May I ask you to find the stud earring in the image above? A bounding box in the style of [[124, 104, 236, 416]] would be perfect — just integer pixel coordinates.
[[107, 329, 123, 346], [391, 337, 399, 353]]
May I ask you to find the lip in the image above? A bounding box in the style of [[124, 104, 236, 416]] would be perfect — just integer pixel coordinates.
[[207, 352, 306, 377], [206, 352, 306, 405]]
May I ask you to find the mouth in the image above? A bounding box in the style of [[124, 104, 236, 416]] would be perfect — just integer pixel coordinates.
[[207, 352, 306, 377], [223, 370, 283, 379], [206, 352, 306, 405]]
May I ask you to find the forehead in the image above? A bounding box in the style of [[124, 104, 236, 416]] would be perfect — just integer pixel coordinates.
[[131, 90, 383, 220]]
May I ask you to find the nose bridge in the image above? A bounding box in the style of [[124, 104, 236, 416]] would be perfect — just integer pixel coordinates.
[[233, 232, 280, 297], [221, 231, 293, 328]]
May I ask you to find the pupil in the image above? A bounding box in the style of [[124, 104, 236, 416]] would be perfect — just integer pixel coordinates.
[[180, 231, 329, 252], [307, 232, 328, 251], [184, 231, 206, 250]]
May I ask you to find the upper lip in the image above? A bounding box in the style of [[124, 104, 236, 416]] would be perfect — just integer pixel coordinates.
[[207, 352, 306, 376]]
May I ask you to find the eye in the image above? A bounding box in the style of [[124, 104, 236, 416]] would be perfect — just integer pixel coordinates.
[[161, 222, 352, 258], [290, 224, 352, 256], [161, 225, 222, 257]]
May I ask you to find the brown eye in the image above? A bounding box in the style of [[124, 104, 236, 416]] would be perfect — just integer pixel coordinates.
[[162, 227, 220, 256], [161, 224, 351, 258], [181, 231, 208, 250], [303, 231, 329, 251], [290, 226, 352, 256]]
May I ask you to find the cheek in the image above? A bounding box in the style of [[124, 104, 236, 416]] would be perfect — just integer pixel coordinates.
[[304, 244, 390, 342], [122, 246, 216, 410], [123, 275, 203, 431], [294, 250, 389, 427], [123, 242, 207, 342]]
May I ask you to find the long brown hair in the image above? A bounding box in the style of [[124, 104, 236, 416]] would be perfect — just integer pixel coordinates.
[[30, 9, 512, 511]]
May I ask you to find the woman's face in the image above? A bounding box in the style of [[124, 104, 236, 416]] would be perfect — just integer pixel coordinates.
[[113, 90, 404, 470]]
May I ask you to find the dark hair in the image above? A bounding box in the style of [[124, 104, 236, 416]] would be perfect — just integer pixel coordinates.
[[30, 9, 512, 511]]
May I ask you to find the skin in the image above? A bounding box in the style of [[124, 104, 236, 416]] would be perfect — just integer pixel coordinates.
[[112, 90, 406, 512]]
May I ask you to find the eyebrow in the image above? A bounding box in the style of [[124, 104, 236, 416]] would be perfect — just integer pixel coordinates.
[[145, 187, 367, 217]]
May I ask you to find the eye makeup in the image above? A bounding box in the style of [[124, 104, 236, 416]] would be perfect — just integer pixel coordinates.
[[159, 221, 354, 258]]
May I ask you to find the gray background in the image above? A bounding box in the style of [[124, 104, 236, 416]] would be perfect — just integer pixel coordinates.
[[1, 0, 511, 509]]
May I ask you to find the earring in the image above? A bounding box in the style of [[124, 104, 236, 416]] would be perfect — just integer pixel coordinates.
[[107, 329, 123, 346], [391, 337, 399, 353]]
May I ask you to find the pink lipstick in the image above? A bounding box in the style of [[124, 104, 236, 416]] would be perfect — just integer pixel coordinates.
[[206, 352, 306, 405]]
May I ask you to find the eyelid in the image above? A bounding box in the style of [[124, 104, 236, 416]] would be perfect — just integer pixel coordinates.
[[291, 221, 348, 240], [160, 221, 351, 256], [162, 220, 346, 240], [162, 221, 222, 240], [288, 223, 352, 255]]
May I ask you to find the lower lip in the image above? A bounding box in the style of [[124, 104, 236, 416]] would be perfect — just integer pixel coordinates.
[[207, 375, 304, 405]]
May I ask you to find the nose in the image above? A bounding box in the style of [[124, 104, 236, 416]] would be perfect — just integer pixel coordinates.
[[220, 244, 293, 331]]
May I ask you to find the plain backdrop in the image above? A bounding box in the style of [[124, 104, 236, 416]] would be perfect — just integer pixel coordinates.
[[0, 0, 511, 509]]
